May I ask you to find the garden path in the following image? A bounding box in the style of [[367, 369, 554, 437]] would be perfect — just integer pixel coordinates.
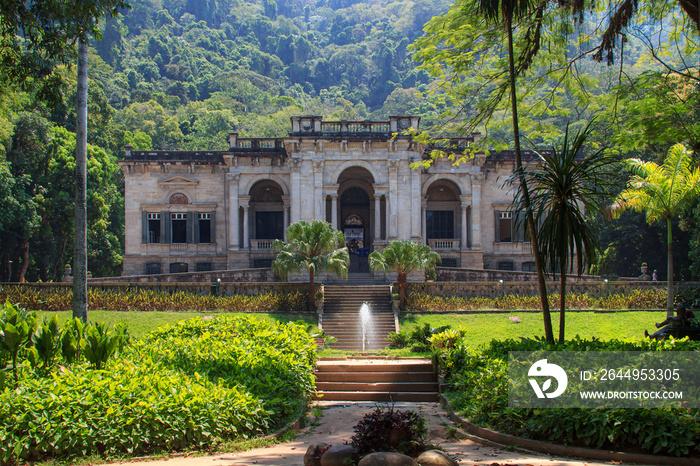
[[99, 401, 637, 466]]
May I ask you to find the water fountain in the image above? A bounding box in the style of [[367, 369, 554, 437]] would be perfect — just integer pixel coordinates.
[[359, 302, 373, 352]]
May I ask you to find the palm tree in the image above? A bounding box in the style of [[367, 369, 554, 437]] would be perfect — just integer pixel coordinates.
[[515, 125, 618, 342], [368, 241, 441, 309], [614, 144, 700, 316], [271, 220, 349, 311], [476, 0, 554, 342]]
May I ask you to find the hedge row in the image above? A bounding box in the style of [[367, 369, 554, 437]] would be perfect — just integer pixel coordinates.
[[0, 287, 309, 313], [407, 288, 666, 311]]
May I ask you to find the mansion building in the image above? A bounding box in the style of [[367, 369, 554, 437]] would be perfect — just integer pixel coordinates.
[[118, 115, 534, 277]]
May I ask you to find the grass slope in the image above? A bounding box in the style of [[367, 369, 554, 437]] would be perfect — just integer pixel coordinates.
[[400, 311, 657, 347]]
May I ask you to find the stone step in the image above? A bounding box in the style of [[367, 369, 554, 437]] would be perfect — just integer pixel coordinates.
[[316, 371, 437, 383], [315, 358, 439, 401], [316, 362, 433, 372], [316, 391, 439, 402], [319, 285, 394, 349], [317, 381, 439, 392]]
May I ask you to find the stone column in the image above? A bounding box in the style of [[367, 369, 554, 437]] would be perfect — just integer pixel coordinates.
[[374, 195, 381, 242], [387, 160, 399, 239], [421, 199, 427, 244], [461, 203, 469, 249], [313, 160, 324, 219], [471, 174, 482, 249], [227, 173, 240, 250], [290, 158, 301, 223], [331, 194, 339, 229], [282, 195, 290, 241], [411, 162, 422, 240], [240, 196, 250, 250]]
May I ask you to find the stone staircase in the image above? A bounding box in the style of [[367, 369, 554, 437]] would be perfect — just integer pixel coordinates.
[[325, 255, 390, 285], [321, 285, 395, 351], [315, 358, 439, 402]]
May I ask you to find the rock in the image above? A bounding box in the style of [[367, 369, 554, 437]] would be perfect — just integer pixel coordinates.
[[416, 449, 459, 466], [357, 452, 418, 466], [304, 442, 331, 466], [321, 444, 357, 466], [509, 316, 522, 323]]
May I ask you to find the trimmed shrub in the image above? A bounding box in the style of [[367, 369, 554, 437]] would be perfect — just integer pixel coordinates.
[[0, 313, 316, 464]]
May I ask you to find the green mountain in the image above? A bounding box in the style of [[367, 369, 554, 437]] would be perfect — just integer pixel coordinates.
[[92, 0, 451, 151]]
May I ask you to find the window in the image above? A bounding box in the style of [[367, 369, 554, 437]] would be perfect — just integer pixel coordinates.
[[497, 211, 512, 242], [441, 257, 459, 268], [198, 213, 211, 243], [426, 211, 454, 239], [252, 258, 274, 268], [145, 262, 161, 274], [147, 213, 161, 243], [498, 261, 514, 271], [522, 261, 536, 272], [171, 213, 187, 243], [196, 262, 212, 272], [169, 262, 188, 273], [255, 211, 284, 239]]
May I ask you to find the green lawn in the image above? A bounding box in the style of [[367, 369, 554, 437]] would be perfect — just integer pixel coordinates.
[[35, 310, 315, 339], [35, 309, 660, 347], [400, 311, 659, 348]]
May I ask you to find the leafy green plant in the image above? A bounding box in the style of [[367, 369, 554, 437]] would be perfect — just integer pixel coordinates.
[[81, 322, 121, 370], [29, 314, 61, 373], [409, 322, 451, 352], [429, 328, 464, 349], [350, 406, 429, 458], [440, 337, 700, 457], [0, 302, 37, 384], [61, 317, 85, 364], [386, 331, 409, 348], [0, 315, 317, 464]]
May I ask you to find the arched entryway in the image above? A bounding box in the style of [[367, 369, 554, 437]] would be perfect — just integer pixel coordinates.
[[247, 180, 285, 268], [332, 166, 381, 274], [424, 179, 465, 251]]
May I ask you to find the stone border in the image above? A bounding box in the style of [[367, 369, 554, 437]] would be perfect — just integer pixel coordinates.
[[439, 394, 698, 465]]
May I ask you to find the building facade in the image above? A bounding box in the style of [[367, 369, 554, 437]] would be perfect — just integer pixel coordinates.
[[118, 115, 534, 276]]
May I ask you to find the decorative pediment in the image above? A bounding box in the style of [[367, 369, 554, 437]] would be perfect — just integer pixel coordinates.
[[158, 175, 199, 188]]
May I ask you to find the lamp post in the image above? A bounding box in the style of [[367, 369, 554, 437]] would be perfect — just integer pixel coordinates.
[[499, 279, 505, 298], [604, 278, 610, 298]]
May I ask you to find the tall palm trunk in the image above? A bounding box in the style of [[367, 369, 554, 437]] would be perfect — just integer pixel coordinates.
[[73, 39, 88, 322], [666, 218, 674, 317], [559, 257, 566, 342], [308, 266, 316, 312], [506, 15, 554, 343]]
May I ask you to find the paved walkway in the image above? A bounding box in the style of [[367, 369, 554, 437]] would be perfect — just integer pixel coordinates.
[[100, 401, 637, 466]]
